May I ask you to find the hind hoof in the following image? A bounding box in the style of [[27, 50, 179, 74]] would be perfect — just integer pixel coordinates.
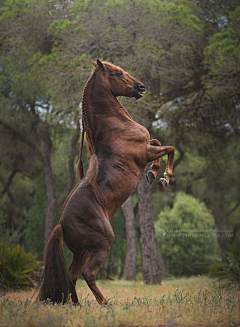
[[157, 178, 168, 191], [146, 171, 155, 184], [101, 299, 109, 306]]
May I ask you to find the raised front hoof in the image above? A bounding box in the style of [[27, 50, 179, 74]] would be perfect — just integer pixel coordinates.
[[146, 171, 155, 184], [157, 178, 168, 191]]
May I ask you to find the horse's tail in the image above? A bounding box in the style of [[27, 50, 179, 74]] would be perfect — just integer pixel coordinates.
[[39, 224, 69, 304]]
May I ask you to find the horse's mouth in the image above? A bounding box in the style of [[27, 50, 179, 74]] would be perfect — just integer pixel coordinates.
[[135, 90, 145, 99], [132, 84, 146, 99]]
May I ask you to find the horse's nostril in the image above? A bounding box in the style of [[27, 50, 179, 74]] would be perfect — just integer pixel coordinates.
[[137, 83, 146, 91]]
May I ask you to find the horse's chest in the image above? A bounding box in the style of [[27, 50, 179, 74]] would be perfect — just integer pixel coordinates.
[[97, 121, 149, 167], [111, 121, 149, 143], [113, 125, 149, 164], [127, 126, 149, 142]]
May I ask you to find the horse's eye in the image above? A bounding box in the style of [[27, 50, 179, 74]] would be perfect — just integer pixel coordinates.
[[116, 71, 123, 77]]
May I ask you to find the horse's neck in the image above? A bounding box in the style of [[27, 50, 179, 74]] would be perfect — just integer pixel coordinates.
[[84, 79, 132, 131]]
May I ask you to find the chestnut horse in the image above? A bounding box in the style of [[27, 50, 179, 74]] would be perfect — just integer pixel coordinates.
[[39, 60, 174, 305]]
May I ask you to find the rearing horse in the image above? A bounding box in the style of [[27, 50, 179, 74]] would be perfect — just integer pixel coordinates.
[[39, 60, 174, 305]]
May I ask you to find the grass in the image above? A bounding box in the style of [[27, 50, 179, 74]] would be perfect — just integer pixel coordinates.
[[0, 276, 239, 326]]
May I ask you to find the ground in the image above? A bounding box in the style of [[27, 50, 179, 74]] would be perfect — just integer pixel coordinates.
[[0, 276, 239, 327]]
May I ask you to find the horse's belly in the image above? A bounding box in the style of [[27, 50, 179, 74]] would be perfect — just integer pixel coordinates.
[[98, 165, 141, 216]]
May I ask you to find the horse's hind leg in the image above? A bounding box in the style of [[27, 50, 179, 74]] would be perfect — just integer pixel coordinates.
[[69, 251, 90, 304], [82, 246, 111, 305]]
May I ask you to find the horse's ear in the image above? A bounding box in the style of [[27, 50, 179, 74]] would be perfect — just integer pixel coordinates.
[[91, 60, 97, 67], [97, 59, 105, 71]]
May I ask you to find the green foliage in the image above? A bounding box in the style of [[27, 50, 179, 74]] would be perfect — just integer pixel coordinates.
[[149, 0, 203, 32], [0, 220, 23, 248], [1, 0, 240, 281], [0, 174, 38, 247], [205, 25, 240, 78], [155, 192, 219, 277], [0, 0, 34, 22], [209, 238, 240, 288], [204, 6, 240, 100], [0, 241, 42, 289]]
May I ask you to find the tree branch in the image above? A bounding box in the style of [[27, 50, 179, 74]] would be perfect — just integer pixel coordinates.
[[173, 141, 185, 170], [0, 119, 42, 158], [0, 168, 19, 197], [213, 198, 240, 231], [163, 69, 208, 103], [225, 199, 240, 221]]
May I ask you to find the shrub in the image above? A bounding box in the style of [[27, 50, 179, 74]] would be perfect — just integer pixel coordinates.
[[209, 238, 240, 288], [155, 192, 219, 277], [0, 241, 42, 290]]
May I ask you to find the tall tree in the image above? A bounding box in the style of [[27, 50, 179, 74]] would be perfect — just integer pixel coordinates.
[[0, 0, 82, 248], [137, 167, 164, 284], [122, 196, 137, 280]]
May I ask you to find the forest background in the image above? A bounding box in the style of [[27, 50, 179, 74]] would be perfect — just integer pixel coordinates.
[[0, 0, 240, 283]]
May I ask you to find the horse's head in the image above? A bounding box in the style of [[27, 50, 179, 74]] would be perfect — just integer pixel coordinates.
[[92, 59, 146, 100]]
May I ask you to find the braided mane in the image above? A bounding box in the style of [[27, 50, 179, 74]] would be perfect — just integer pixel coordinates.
[[60, 67, 100, 219], [81, 71, 96, 155], [77, 67, 98, 179]]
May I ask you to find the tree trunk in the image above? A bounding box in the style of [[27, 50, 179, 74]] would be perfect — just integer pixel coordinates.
[[0, 111, 80, 248], [122, 195, 137, 280], [42, 122, 80, 246], [137, 165, 164, 284], [41, 123, 57, 245]]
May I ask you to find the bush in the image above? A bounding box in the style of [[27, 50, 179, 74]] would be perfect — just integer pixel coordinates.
[[0, 241, 42, 290], [155, 192, 219, 277], [209, 238, 240, 288]]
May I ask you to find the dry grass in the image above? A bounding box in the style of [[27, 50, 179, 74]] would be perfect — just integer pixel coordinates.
[[0, 276, 239, 327]]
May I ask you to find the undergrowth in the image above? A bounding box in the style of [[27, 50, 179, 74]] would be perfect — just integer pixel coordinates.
[[0, 277, 239, 327], [0, 241, 41, 290]]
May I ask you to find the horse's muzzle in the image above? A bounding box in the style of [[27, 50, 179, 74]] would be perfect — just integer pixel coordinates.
[[132, 83, 146, 99]]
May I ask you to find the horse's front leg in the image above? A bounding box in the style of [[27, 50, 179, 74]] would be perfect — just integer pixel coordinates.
[[146, 139, 161, 184], [147, 142, 174, 190]]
